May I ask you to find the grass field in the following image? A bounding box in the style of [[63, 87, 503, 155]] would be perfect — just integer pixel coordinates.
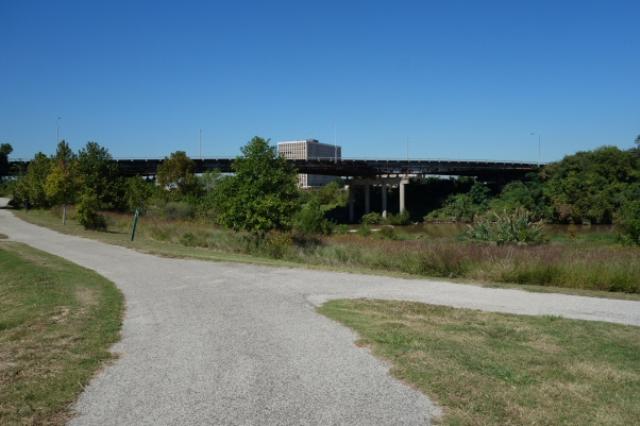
[[0, 241, 123, 425], [13, 208, 640, 298], [319, 299, 640, 426]]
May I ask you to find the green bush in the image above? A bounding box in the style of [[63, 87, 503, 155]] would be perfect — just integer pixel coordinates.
[[386, 210, 411, 225], [466, 208, 545, 245], [77, 190, 107, 231], [357, 224, 372, 237], [426, 182, 491, 223], [618, 201, 640, 245], [333, 224, 349, 234], [293, 199, 332, 235], [376, 226, 398, 240], [361, 212, 382, 225]]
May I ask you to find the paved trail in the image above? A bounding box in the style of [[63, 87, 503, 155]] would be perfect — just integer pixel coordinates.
[[1, 200, 639, 425]]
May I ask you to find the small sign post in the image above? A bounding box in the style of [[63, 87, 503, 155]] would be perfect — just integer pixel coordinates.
[[130, 209, 140, 241]]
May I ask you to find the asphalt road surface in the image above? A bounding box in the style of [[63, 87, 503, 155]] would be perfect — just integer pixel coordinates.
[[1, 199, 639, 425]]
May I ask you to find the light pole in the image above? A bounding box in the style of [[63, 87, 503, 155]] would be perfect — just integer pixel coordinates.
[[530, 132, 541, 166], [334, 123, 338, 163]]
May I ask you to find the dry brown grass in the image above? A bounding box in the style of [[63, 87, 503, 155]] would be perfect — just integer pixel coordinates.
[[14, 208, 640, 296]]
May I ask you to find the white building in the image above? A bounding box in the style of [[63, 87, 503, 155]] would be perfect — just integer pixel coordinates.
[[277, 139, 342, 188]]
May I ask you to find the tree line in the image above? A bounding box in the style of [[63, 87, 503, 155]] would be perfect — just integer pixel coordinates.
[[6, 137, 345, 237], [3, 137, 640, 244], [426, 144, 640, 243]]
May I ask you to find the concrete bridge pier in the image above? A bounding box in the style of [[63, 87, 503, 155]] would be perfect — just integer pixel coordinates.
[[348, 177, 410, 223], [364, 184, 371, 214], [381, 183, 388, 219], [399, 178, 409, 213], [347, 184, 355, 223]]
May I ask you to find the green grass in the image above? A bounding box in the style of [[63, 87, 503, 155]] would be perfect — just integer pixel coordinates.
[[319, 299, 640, 426], [13, 208, 640, 299], [0, 241, 123, 425]]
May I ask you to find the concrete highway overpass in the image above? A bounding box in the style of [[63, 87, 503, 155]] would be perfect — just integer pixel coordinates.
[[4, 157, 539, 181]]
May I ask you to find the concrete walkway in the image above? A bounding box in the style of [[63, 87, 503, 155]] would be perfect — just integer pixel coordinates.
[[1, 200, 639, 425]]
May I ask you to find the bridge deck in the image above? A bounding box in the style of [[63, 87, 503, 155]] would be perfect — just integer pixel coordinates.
[[4, 157, 539, 180]]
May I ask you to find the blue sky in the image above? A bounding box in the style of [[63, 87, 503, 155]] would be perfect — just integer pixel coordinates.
[[2, 0, 639, 162]]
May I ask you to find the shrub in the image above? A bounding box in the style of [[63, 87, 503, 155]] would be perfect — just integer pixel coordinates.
[[376, 226, 398, 240], [357, 224, 372, 237], [426, 182, 490, 222], [466, 208, 546, 245], [334, 224, 349, 234], [386, 210, 411, 226], [77, 190, 107, 231], [162, 201, 195, 221], [618, 201, 640, 245], [361, 212, 382, 225], [293, 199, 333, 236]]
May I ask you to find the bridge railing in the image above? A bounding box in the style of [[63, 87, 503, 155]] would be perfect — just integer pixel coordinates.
[[109, 156, 540, 165]]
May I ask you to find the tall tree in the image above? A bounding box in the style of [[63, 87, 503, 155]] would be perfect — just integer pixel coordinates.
[[77, 141, 122, 209], [45, 141, 78, 224], [213, 136, 300, 238], [156, 151, 198, 196]]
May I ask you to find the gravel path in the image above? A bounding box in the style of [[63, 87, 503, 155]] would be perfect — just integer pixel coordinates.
[[1, 200, 639, 425]]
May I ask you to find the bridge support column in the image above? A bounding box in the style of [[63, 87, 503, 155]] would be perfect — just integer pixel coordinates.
[[347, 185, 355, 223], [364, 184, 370, 214], [381, 183, 388, 219], [399, 178, 408, 213]]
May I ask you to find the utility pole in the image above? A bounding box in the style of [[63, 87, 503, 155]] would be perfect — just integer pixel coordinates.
[[405, 137, 410, 178], [334, 124, 338, 163]]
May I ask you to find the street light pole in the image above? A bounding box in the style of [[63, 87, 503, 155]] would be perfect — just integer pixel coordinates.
[[334, 123, 337, 163]]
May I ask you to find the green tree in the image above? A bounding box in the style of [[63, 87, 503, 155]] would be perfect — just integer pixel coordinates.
[[77, 142, 123, 209], [293, 198, 333, 235], [124, 176, 154, 213], [213, 136, 300, 238], [12, 153, 52, 208], [543, 146, 640, 223], [157, 151, 199, 196], [489, 176, 550, 220], [45, 141, 78, 224], [426, 181, 490, 222], [0, 143, 12, 179]]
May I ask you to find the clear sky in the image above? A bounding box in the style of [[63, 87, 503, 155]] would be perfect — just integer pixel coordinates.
[[2, 0, 639, 162]]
